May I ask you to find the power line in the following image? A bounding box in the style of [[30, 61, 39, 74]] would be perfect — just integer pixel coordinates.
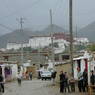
[[0, 23, 13, 31], [52, 0, 64, 16], [50, 9, 55, 68], [16, 17, 25, 31], [69, 0, 74, 76], [0, 0, 44, 20], [16, 17, 25, 66]]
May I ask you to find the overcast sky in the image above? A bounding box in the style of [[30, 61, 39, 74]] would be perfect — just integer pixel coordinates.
[[0, 0, 95, 35]]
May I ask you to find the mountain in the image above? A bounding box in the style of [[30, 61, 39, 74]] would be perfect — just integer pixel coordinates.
[[78, 21, 95, 42], [0, 30, 29, 48], [0, 24, 66, 48], [41, 24, 67, 35]]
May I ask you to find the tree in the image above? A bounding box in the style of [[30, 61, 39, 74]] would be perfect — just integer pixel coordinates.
[[87, 44, 95, 51]]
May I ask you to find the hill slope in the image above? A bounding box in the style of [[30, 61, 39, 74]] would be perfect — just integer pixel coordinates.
[[0, 24, 66, 48], [78, 21, 95, 42]]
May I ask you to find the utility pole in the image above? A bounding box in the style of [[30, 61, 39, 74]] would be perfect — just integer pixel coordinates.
[[69, 0, 73, 76], [17, 17, 24, 66], [76, 25, 77, 38], [50, 9, 54, 68]]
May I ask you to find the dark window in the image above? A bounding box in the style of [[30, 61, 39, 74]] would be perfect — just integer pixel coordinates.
[[62, 55, 70, 60]]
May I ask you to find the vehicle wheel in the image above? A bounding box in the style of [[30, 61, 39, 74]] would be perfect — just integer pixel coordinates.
[[42, 78, 43, 80]]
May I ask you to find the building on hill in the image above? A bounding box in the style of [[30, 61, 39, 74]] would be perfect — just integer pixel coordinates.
[[74, 37, 89, 45], [29, 36, 52, 48], [53, 32, 70, 41], [6, 33, 89, 53], [6, 42, 29, 50], [6, 33, 70, 52]]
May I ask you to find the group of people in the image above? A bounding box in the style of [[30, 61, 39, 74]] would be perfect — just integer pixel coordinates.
[[59, 71, 71, 93], [74, 68, 95, 93], [60, 68, 88, 93], [77, 68, 88, 92], [59, 68, 89, 93], [60, 69, 88, 93], [23, 71, 32, 80]]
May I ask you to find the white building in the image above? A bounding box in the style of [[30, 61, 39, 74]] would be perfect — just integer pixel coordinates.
[[54, 39, 69, 54], [74, 37, 89, 45], [6, 42, 29, 50], [29, 36, 52, 48], [6, 36, 70, 54], [7, 37, 89, 52]]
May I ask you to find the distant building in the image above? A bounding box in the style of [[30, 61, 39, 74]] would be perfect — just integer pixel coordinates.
[[6, 42, 29, 50], [54, 39, 69, 54], [29, 36, 51, 48], [74, 37, 89, 45], [6, 33, 89, 53], [53, 32, 70, 41]]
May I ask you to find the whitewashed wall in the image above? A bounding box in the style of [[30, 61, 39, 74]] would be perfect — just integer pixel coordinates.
[[74, 60, 78, 79], [29, 37, 51, 48], [11, 64, 18, 79]]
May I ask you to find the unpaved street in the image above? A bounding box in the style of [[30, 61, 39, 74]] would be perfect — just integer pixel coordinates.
[[3, 79, 87, 95], [4, 80, 57, 95]]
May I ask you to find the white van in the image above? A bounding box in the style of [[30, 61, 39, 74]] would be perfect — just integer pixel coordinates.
[[41, 71, 52, 80]]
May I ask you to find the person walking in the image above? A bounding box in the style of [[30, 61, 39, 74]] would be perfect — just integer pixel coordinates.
[[90, 70, 95, 85], [29, 71, 32, 80], [52, 70, 57, 85], [0, 74, 4, 93], [77, 68, 84, 92], [17, 72, 22, 86], [59, 71, 65, 93]]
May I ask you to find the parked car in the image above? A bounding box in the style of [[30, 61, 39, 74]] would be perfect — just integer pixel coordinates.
[[41, 71, 52, 80]]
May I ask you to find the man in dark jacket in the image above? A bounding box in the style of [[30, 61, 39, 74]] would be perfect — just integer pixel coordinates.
[[0, 74, 4, 93], [59, 71, 65, 93], [83, 69, 88, 92]]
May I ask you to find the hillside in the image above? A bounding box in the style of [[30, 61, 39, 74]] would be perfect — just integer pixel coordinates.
[[78, 21, 95, 42], [0, 24, 66, 48]]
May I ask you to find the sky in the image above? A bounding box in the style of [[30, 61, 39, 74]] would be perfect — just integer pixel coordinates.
[[0, 0, 95, 35]]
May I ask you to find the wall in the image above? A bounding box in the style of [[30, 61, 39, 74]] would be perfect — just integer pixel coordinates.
[[29, 37, 51, 48], [55, 63, 71, 82], [6, 43, 29, 50], [26, 66, 38, 78], [11, 64, 18, 79]]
